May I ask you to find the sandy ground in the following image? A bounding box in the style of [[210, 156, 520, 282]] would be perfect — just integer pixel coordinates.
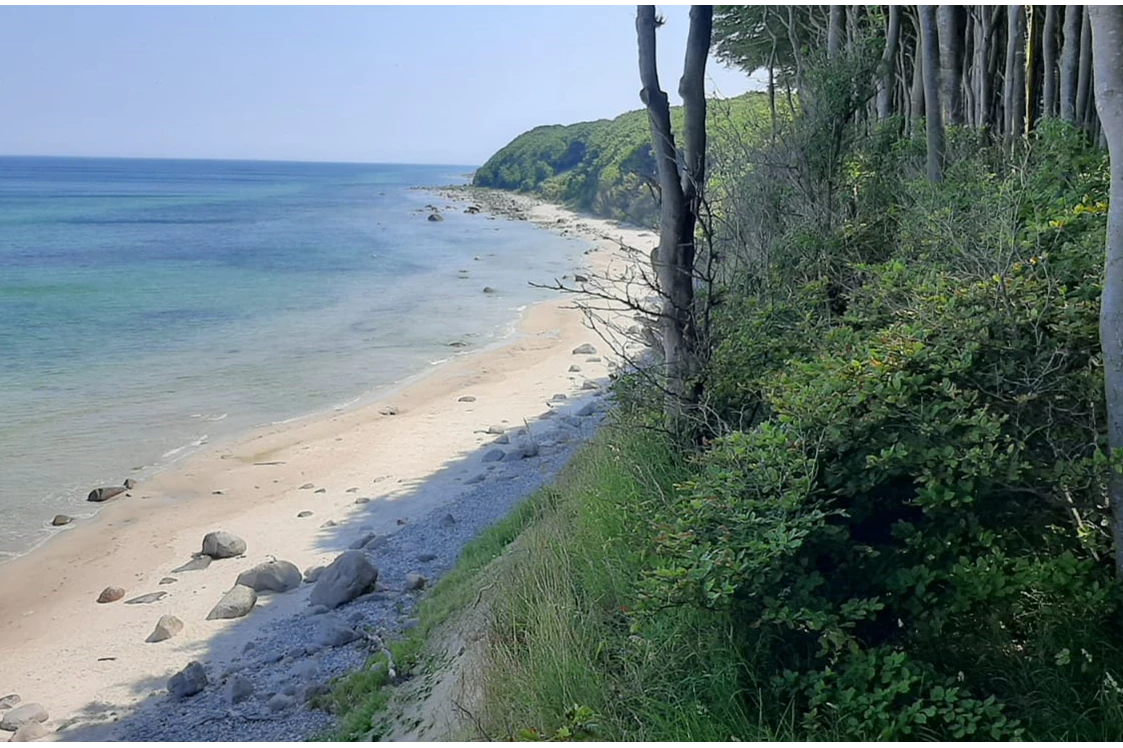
[[0, 190, 656, 739]]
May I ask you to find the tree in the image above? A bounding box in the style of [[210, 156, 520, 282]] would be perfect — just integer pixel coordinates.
[[919, 4, 944, 181], [1077, 8, 1093, 128], [1090, 4, 1123, 578], [636, 4, 712, 430], [877, 5, 901, 121], [937, 5, 966, 125], [1005, 5, 1027, 140], [1042, 5, 1059, 118], [1061, 5, 1081, 122]]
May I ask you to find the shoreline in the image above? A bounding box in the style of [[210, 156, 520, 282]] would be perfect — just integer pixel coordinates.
[[0, 189, 656, 740]]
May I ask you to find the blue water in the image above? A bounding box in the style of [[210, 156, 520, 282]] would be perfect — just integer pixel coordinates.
[[0, 156, 588, 558]]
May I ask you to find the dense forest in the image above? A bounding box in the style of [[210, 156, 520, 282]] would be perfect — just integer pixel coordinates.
[[330, 5, 1123, 741]]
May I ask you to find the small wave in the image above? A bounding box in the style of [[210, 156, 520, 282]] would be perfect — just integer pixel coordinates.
[[162, 434, 208, 459], [333, 396, 361, 411], [428, 357, 451, 366], [190, 412, 228, 422]]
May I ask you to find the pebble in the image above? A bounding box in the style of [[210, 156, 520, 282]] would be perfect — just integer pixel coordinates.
[[96, 586, 125, 604]]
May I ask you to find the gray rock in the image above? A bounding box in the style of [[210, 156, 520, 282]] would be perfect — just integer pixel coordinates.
[[354, 496, 371, 505], [576, 402, 597, 417], [267, 693, 294, 712], [167, 662, 207, 699], [320, 519, 337, 528], [87, 486, 126, 503], [581, 380, 600, 390], [562, 415, 583, 428], [10, 722, 48, 741], [236, 560, 301, 593], [405, 573, 427, 591], [348, 532, 376, 550], [502, 439, 540, 461], [550, 393, 568, 401], [307, 605, 330, 616], [458, 395, 476, 403], [314, 488, 326, 494], [299, 483, 314, 490], [426, 212, 443, 223], [494, 433, 510, 445], [482, 286, 496, 294], [568, 364, 582, 372], [51, 515, 72, 527], [0, 704, 46, 731], [481, 448, 505, 463], [207, 585, 257, 620], [309, 551, 378, 609], [96, 586, 125, 604], [243, 641, 257, 653], [345, 487, 359, 493], [172, 555, 211, 573], [263, 651, 284, 665], [485, 424, 506, 434], [363, 535, 388, 551], [572, 343, 597, 355], [439, 513, 456, 528], [282, 683, 299, 697], [417, 553, 438, 562], [124, 591, 167, 605], [314, 617, 361, 648], [0, 694, 20, 710], [146, 615, 184, 643], [378, 406, 399, 416], [297, 510, 313, 518], [303, 565, 325, 584], [464, 473, 486, 485], [159, 577, 178, 585], [123, 478, 137, 490], [201, 531, 246, 559], [225, 674, 253, 705]]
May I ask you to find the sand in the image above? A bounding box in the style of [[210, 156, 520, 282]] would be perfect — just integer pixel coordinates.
[[0, 191, 657, 737]]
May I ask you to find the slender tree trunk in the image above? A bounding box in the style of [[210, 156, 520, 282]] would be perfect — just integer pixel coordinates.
[[1006, 5, 1026, 140], [1089, 4, 1123, 578], [1042, 5, 1058, 118], [1077, 8, 1093, 128], [975, 5, 993, 130], [938, 5, 966, 125], [829, 5, 844, 60], [911, 16, 926, 136], [878, 6, 902, 121], [636, 4, 708, 430], [1061, 5, 1081, 122], [1026, 5, 1040, 134], [920, 5, 945, 181]]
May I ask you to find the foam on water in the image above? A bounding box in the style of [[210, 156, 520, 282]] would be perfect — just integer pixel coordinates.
[[0, 157, 590, 559]]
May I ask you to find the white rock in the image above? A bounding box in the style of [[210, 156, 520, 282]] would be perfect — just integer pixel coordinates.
[[201, 531, 246, 559], [167, 662, 207, 699], [0, 704, 46, 731], [235, 560, 301, 593], [207, 585, 257, 620], [146, 615, 184, 643]]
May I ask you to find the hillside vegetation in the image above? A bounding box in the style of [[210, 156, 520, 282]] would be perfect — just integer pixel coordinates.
[[472, 92, 770, 227]]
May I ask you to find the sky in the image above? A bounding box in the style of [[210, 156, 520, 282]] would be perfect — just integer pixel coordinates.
[[0, 5, 763, 166]]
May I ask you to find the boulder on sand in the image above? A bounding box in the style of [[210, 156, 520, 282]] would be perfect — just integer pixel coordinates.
[[207, 585, 257, 620], [309, 551, 378, 610], [235, 560, 301, 593], [200, 531, 246, 559], [146, 615, 184, 643], [571, 343, 597, 355], [96, 586, 125, 604], [0, 703, 46, 732], [167, 661, 207, 699], [0, 694, 20, 710], [87, 486, 126, 503], [10, 721, 49, 742], [51, 515, 72, 527]]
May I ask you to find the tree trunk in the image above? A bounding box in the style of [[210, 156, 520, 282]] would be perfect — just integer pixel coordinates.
[[920, 5, 945, 181], [938, 5, 966, 125], [636, 4, 708, 430], [911, 13, 926, 136], [975, 5, 993, 130], [1089, 4, 1123, 578], [1077, 7, 1093, 128], [1026, 5, 1041, 134], [1061, 5, 1081, 122], [1006, 5, 1027, 140], [829, 5, 844, 59], [1042, 5, 1058, 118], [878, 6, 902, 121]]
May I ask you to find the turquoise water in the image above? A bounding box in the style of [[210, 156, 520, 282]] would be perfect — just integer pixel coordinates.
[[0, 157, 587, 558]]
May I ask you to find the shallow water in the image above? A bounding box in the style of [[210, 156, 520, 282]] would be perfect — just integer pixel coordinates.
[[0, 156, 586, 558]]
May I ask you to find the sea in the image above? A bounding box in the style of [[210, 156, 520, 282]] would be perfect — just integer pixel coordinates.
[[0, 156, 588, 560]]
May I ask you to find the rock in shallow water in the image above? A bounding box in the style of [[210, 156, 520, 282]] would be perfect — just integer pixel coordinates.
[[207, 585, 257, 620], [0, 704, 47, 731], [51, 515, 72, 527], [236, 560, 301, 593], [308, 551, 378, 610], [201, 530, 246, 559], [87, 486, 126, 503], [167, 661, 207, 699]]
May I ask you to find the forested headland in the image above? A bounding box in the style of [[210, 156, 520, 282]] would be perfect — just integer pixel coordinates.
[[327, 5, 1123, 740]]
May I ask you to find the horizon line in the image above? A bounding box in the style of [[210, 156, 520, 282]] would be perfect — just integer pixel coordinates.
[[0, 153, 481, 169]]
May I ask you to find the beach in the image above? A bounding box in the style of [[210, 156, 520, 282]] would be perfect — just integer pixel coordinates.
[[0, 190, 656, 740]]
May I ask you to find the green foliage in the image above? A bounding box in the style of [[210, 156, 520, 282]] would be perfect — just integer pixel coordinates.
[[472, 93, 769, 226]]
